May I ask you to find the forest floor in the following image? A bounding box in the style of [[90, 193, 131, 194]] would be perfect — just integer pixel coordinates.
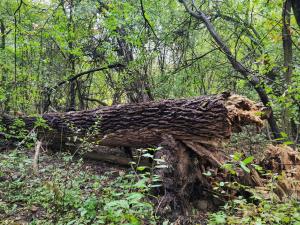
[[0, 147, 208, 225], [0, 148, 140, 224], [1, 135, 300, 225]]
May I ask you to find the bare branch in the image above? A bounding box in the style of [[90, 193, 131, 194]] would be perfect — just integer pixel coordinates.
[[173, 47, 219, 74], [140, 0, 158, 39], [55, 63, 125, 88]]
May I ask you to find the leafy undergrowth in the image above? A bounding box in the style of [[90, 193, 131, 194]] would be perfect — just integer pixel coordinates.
[[0, 149, 157, 225], [1, 147, 300, 225], [209, 197, 300, 225]]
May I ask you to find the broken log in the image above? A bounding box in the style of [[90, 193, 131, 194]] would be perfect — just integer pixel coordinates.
[[0, 92, 267, 150], [1, 92, 275, 216]]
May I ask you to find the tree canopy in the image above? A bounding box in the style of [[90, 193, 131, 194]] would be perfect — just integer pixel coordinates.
[[1, 0, 299, 142]]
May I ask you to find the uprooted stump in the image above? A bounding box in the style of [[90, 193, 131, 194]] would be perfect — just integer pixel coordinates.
[[1, 92, 278, 215]]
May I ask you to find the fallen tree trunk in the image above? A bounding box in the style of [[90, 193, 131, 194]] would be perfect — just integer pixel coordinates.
[[1, 92, 276, 216], [1, 93, 299, 219], [1, 92, 266, 149]]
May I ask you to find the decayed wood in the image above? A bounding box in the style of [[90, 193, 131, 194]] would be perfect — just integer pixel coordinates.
[[0, 92, 266, 150], [2, 93, 299, 217]]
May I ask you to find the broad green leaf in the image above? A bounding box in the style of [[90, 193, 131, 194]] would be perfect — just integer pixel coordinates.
[[242, 156, 254, 165]]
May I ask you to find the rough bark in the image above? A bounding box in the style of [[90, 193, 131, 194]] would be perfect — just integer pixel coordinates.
[[2, 92, 299, 220], [1, 93, 266, 150]]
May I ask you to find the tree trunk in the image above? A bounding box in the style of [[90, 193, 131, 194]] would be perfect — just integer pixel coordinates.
[[1, 93, 266, 150], [0, 19, 5, 49], [282, 0, 295, 140], [292, 0, 300, 27]]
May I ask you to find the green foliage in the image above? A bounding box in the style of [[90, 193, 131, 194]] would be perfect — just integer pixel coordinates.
[[34, 117, 50, 130], [0, 0, 299, 144], [209, 150, 300, 225], [2, 116, 51, 149], [222, 152, 257, 175], [208, 197, 300, 225], [1, 0, 300, 223], [0, 149, 158, 224]]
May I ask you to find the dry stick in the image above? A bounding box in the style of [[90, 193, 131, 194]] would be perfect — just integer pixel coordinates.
[[33, 140, 42, 174]]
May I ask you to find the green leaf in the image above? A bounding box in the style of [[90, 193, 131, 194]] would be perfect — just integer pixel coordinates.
[[136, 166, 147, 171], [203, 171, 212, 176], [155, 164, 168, 169], [133, 179, 147, 188], [252, 164, 263, 172], [104, 200, 129, 210], [125, 214, 140, 225], [242, 156, 254, 165], [232, 152, 242, 161], [221, 163, 236, 175], [150, 184, 162, 188], [240, 162, 250, 173], [280, 132, 288, 138], [142, 153, 153, 158], [127, 192, 144, 202], [283, 141, 294, 145], [214, 212, 227, 224]]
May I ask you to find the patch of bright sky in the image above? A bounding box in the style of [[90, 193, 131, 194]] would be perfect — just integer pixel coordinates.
[[32, 0, 51, 5]]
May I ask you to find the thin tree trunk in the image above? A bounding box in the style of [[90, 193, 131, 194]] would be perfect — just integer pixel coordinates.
[[179, 0, 281, 139], [282, 0, 293, 137], [0, 20, 5, 49], [0, 19, 10, 112], [291, 0, 300, 27], [62, 0, 76, 112]]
